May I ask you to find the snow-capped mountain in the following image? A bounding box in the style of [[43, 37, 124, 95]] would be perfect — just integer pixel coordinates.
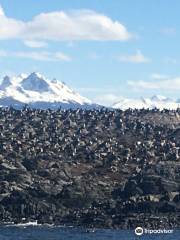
[[0, 73, 179, 110], [0, 72, 95, 109], [112, 95, 180, 110]]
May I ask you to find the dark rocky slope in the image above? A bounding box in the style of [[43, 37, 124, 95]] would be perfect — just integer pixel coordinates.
[[0, 107, 180, 229]]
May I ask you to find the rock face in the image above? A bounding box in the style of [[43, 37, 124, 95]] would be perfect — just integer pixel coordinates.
[[21, 73, 50, 92], [0, 107, 180, 229]]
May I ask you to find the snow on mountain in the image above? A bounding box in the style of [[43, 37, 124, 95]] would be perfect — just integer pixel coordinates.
[[113, 98, 148, 110], [0, 72, 93, 109], [113, 95, 180, 110], [1, 73, 178, 110]]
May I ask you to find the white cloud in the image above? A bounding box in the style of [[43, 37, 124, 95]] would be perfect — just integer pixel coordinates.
[[128, 77, 180, 90], [161, 27, 176, 36], [0, 6, 132, 41], [0, 49, 72, 62], [128, 80, 159, 89], [54, 52, 72, 62], [118, 50, 150, 63], [0, 5, 24, 39], [0, 5, 4, 16], [76, 87, 123, 105], [24, 40, 48, 48], [151, 73, 169, 80], [93, 93, 124, 106]]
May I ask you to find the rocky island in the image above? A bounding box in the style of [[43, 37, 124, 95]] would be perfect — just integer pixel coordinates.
[[0, 107, 180, 229]]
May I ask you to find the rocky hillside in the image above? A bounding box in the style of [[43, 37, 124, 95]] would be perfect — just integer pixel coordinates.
[[0, 107, 180, 229]]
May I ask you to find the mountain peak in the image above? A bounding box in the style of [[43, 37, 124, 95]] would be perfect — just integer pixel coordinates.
[[21, 72, 50, 92], [0, 75, 11, 90], [29, 72, 45, 79], [151, 95, 167, 102], [0, 72, 92, 109]]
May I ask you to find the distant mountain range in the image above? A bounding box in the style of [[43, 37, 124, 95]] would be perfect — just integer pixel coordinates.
[[112, 95, 180, 110], [0, 72, 97, 109], [0, 73, 179, 110]]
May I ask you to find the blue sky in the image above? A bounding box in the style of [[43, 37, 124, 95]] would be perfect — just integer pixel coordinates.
[[0, 0, 180, 105]]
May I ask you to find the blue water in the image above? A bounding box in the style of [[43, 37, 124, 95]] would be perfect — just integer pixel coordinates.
[[0, 226, 179, 240]]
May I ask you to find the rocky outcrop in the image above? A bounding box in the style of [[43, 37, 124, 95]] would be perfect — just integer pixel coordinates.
[[0, 107, 180, 229]]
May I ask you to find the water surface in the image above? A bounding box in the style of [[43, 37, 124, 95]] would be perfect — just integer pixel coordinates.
[[0, 226, 179, 240]]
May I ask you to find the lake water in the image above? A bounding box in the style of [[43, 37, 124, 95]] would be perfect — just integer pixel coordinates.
[[0, 225, 179, 240]]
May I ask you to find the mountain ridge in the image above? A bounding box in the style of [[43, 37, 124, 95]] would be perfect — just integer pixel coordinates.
[[112, 95, 180, 110], [0, 72, 96, 109], [0, 72, 179, 110]]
